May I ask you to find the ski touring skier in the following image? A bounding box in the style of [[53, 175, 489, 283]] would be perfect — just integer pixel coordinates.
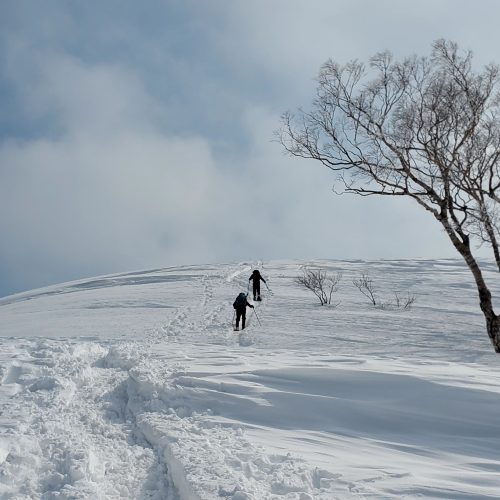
[[249, 269, 267, 301], [232, 292, 254, 331]]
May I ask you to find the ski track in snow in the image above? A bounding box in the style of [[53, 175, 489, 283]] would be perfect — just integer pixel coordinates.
[[1, 259, 500, 499], [0, 341, 174, 499]]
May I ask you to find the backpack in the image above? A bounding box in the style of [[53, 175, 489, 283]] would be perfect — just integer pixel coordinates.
[[233, 293, 247, 309]]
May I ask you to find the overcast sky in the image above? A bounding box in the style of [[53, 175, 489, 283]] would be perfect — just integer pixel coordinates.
[[1, 0, 500, 297]]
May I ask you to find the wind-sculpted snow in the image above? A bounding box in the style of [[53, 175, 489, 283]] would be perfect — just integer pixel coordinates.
[[1, 259, 500, 498]]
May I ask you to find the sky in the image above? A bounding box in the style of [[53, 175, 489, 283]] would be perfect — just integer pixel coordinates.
[[1, 0, 500, 297]]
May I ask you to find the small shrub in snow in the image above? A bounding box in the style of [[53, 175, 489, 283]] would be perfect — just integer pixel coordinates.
[[393, 291, 416, 310], [296, 268, 342, 306], [353, 273, 416, 310], [352, 273, 377, 306]]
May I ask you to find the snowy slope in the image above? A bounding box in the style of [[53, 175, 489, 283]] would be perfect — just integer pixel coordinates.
[[1, 259, 500, 499]]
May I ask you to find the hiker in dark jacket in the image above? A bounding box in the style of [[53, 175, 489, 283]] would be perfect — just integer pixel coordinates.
[[233, 292, 254, 331], [249, 269, 266, 301]]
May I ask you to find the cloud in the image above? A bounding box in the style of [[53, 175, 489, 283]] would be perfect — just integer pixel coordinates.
[[201, 0, 500, 104], [235, 105, 453, 260], [0, 51, 245, 291], [1, 0, 497, 296]]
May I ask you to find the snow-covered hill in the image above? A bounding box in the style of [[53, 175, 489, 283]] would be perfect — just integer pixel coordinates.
[[1, 259, 500, 499]]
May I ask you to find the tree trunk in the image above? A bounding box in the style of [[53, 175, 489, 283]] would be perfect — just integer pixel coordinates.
[[440, 217, 500, 352], [469, 259, 500, 352], [481, 210, 500, 272], [458, 244, 500, 351], [486, 314, 500, 353]]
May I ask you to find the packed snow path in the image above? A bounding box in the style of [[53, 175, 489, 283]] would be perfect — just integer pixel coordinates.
[[1, 260, 500, 498]]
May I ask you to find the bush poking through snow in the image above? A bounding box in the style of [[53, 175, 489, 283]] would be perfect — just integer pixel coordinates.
[[352, 273, 377, 306], [296, 268, 342, 306], [393, 291, 416, 310], [353, 273, 416, 310]]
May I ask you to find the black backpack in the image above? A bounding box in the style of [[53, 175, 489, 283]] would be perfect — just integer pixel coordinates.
[[233, 293, 247, 309]]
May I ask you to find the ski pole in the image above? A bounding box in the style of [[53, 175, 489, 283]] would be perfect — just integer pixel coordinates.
[[253, 307, 262, 326], [246, 308, 254, 327]]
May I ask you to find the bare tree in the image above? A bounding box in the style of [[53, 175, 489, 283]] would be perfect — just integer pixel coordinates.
[[279, 40, 500, 352], [352, 273, 377, 306], [297, 268, 342, 305], [352, 274, 416, 310]]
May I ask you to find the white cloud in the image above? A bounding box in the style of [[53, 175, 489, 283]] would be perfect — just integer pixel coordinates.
[[203, 0, 500, 104], [0, 52, 247, 288], [236, 105, 453, 260], [2, 1, 498, 294]]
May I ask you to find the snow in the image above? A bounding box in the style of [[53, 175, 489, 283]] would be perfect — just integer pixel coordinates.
[[1, 259, 500, 499]]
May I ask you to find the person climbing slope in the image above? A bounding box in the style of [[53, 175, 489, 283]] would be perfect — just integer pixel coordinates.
[[249, 269, 267, 301], [233, 292, 254, 331]]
